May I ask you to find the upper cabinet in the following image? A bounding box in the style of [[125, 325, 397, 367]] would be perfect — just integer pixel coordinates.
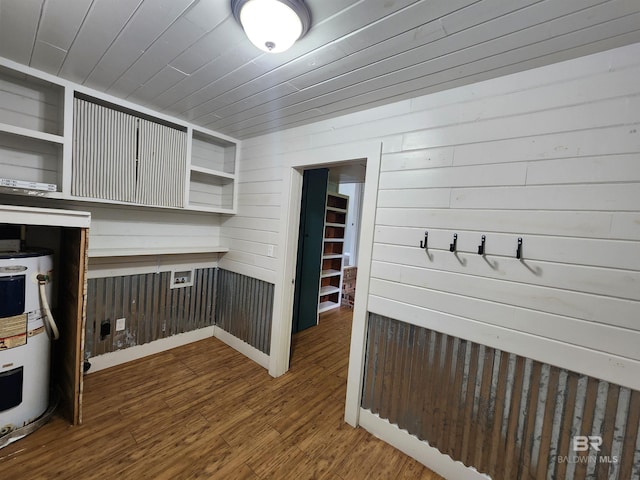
[[0, 60, 237, 214], [73, 96, 188, 208]]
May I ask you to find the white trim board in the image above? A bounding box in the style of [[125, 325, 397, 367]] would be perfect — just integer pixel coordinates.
[[358, 409, 492, 480], [0, 205, 90, 228], [213, 326, 270, 370], [86, 325, 270, 373], [87, 326, 215, 373]]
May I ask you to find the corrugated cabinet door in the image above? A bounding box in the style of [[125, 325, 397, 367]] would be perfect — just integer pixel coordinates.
[[72, 98, 136, 202], [136, 119, 186, 208]]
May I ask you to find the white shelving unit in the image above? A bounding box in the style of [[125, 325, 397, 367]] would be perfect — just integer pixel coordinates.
[[318, 192, 349, 313], [0, 59, 238, 215], [187, 130, 237, 213], [0, 64, 65, 197]]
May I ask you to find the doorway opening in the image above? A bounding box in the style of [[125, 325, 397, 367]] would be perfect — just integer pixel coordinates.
[[290, 161, 366, 365]]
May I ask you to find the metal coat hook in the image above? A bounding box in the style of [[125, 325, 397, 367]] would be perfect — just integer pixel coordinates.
[[516, 237, 523, 259], [478, 235, 486, 255], [449, 233, 458, 252], [419, 231, 428, 249]]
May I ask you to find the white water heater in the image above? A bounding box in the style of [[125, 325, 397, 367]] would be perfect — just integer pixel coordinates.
[[0, 248, 54, 439]]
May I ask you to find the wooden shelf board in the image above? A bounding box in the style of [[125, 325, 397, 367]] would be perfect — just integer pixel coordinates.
[[326, 206, 347, 214], [0, 187, 64, 198], [323, 254, 343, 259], [0, 122, 64, 144], [321, 269, 341, 277], [318, 300, 340, 313], [89, 246, 229, 258], [190, 165, 235, 180], [186, 203, 236, 214], [319, 285, 341, 296], [63, 194, 234, 214]]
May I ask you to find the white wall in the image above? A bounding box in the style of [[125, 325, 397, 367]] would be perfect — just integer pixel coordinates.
[[0, 195, 222, 263], [219, 143, 282, 283], [222, 42, 640, 390], [84, 203, 221, 256]]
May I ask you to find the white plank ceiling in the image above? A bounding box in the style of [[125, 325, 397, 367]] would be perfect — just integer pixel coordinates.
[[1, 0, 639, 139]]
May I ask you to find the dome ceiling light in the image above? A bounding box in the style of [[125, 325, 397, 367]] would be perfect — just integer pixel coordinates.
[[231, 0, 311, 53]]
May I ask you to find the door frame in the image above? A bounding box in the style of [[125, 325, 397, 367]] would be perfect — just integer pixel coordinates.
[[268, 141, 382, 427]]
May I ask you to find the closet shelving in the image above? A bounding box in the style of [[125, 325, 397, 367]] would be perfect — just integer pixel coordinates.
[[318, 192, 349, 313]]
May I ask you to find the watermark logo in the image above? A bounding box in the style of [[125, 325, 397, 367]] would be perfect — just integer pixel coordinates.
[[556, 435, 619, 464], [572, 435, 602, 452]]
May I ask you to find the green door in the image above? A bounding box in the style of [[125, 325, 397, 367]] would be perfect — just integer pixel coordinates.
[[292, 168, 328, 333]]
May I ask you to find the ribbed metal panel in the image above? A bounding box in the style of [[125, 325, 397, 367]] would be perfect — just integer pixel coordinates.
[[215, 269, 273, 354], [362, 313, 640, 480], [85, 268, 216, 357], [72, 98, 136, 201], [73, 97, 186, 207], [136, 118, 186, 207]]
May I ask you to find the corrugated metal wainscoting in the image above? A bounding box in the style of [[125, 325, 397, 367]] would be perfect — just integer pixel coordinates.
[[362, 313, 640, 480], [215, 269, 273, 355], [85, 268, 217, 357]]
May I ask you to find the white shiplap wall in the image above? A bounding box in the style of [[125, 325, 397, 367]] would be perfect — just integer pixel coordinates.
[[222, 43, 640, 387], [85, 203, 221, 256], [0, 194, 222, 265], [220, 145, 282, 283]]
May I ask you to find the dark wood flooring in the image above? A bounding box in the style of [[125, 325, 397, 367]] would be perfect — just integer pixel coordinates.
[[0, 307, 443, 479]]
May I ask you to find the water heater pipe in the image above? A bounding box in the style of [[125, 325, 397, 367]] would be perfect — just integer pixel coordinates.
[[37, 274, 59, 340]]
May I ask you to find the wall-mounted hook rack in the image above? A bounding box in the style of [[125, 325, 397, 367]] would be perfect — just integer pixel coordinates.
[[449, 233, 458, 253], [516, 237, 523, 259], [478, 235, 486, 255], [419, 231, 428, 249]]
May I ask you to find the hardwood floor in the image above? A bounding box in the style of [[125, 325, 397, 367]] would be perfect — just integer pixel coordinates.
[[0, 307, 443, 479]]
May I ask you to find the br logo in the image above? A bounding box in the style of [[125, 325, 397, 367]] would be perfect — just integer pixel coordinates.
[[572, 436, 602, 452]]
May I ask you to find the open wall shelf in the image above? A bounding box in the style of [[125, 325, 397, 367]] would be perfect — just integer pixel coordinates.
[[0, 64, 65, 195], [187, 130, 237, 213]]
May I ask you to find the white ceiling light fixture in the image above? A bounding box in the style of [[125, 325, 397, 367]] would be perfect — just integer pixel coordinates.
[[231, 0, 311, 53]]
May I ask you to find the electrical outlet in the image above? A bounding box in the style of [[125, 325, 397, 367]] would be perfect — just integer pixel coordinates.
[[100, 320, 111, 340], [115, 318, 126, 331], [267, 245, 274, 257]]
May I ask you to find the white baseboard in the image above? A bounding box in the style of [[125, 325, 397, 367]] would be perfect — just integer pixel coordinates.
[[87, 327, 215, 373], [213, 326, 270, 370], [358, 409, 492, 480], [87, 326, 270, 373]]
